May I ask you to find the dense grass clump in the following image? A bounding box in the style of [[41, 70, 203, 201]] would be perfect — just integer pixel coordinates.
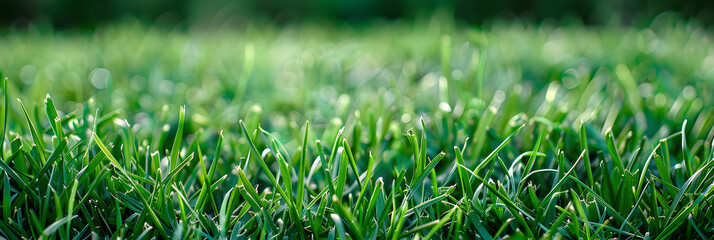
[[1, 17, 714, 239]]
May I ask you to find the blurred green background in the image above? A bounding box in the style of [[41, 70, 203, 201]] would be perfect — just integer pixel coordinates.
[[1, 0, 713, 29]]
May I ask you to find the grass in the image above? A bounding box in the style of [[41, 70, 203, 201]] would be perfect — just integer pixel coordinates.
[[1, 15, 714, 239]]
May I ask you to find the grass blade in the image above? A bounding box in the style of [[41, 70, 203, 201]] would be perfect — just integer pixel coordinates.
[[296, 121, 309, 212], [169, 106, 185, 172], [92, 132, 169, 238]]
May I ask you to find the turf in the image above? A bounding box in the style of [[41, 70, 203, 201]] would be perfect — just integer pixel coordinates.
[[1, 17, 714, 239]]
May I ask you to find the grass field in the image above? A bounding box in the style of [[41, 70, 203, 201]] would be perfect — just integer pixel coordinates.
[[1, 16, 714, 239]]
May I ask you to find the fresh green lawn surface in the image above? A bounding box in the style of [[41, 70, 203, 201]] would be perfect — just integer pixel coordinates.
[[1, 17, 714, 239]]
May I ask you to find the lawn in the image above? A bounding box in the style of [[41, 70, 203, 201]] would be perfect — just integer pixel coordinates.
[[1, 16, 713, 239]]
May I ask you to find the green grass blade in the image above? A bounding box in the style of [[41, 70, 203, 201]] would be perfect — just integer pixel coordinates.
[[580, 123, 594, 187], [606, 130, 625, 173], [363, 177, 383, 226], [477, 48, 486, 99], [454, 146, 473, 200], [409, 152, 445, 198], [276, 152, 294, 204], [330, 213, 347, 240], [332, 195, 364, 240], [3, 172, 11, 221], [33, 137, 67, 184], [239, 120, 292, 208], [296, 121, 309, 212], [636, 143, 660, 196], [17, 99, 46, 164], [664, 160, 713, 226], [92, 132, 169, 239], [423, 207, 456, 239], [42, 215, 77, 238], [657, 181, 714, 239], [44, 94, 63, 141], [334, 147, 348, 201], [681, 120, 694, 176], [400, 219, 439, 238], [161, 153, 194, 184], [1, 77, 8, 158], [169, 106, 185, 172], [459, 164, 534, 238]]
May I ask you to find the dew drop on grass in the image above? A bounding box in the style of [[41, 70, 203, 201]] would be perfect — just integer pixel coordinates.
[[562, 68, 580, 89], [545, 83, 559, 102], [250, 104, 262, 114], [401, 113, 411, 123], [90, 68, 111, 89], [674, 163, 684, 170], [439, 102, 452, 112], [331, 117, 343, 126], [493, 90, 506, 103]]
